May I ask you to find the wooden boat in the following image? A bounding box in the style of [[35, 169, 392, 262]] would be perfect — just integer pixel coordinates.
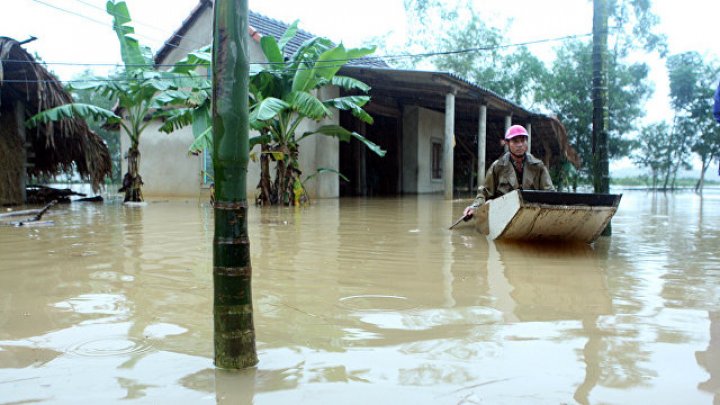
[[475, 190, 622, 243]]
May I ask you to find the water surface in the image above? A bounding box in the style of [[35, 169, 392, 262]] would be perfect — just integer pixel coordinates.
[[1, 190, 719, 404]]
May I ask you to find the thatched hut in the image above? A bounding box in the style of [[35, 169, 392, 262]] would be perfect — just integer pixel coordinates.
[[0, 37, 111, 206]]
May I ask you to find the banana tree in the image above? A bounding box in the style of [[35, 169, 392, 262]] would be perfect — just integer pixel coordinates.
[[26, 0, 211, 202], [248, 23, 385, 205]]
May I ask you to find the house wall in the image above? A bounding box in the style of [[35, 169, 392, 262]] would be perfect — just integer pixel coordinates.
[[402, 106, 445, 194], [124, 7, 340, 200], [120, 121, 202, 197]]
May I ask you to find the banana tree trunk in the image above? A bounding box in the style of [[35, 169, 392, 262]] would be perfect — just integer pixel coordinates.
[[258, 144, 273, 205], [212, 0, 258, 369], [276, 158, 288, 205], [123, 145, 144, 202]]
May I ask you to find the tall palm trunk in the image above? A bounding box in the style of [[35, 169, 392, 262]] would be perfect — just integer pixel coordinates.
[[212, 0, 258, 369], [592, 0, 610, 235]]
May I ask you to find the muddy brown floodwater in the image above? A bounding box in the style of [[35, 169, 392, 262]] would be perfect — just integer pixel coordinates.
[[1, 189, 719, 404]]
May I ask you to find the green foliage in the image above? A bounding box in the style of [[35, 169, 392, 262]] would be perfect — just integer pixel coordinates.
[[631, 122, 672, 187], [26, 103, 121, 128], [607, 0, 668, 57], [377, 0, 667, 184], [539, 40, 651, 179], [25, 0, 212, 202], [68, 69, 123, 182], [249, 23, 383, 205], [611, 176, 719, 187], [665, 52, 720, 191]]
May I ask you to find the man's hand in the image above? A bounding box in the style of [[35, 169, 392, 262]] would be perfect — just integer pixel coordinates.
[[463, 206, 476, 218]]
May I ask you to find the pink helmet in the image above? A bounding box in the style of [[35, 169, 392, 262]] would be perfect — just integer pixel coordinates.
[[505, 125, 528, 140]]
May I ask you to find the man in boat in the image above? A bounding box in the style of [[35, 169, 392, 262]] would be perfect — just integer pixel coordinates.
[[463, 125, 554, 218]]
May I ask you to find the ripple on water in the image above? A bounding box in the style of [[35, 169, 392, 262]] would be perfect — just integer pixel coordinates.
[[65, 336, 152, 357], [52, 293, 128, 316], [338, 294, 418, 311]]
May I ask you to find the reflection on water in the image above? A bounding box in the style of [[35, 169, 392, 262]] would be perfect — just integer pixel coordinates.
[[1, 190, 719, 404]]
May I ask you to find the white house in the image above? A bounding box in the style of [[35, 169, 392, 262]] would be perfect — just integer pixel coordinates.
[[124, 0, 577, 200]]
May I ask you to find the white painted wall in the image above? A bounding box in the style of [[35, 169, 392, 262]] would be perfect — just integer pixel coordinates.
[[122, 6, 340, 199], [133, 121, 202, 197]]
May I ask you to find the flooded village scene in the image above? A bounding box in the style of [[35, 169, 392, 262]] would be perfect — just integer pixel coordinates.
[[1, 1, 720, 404]]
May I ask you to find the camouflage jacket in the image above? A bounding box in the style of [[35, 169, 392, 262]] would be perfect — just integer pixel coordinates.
[[470, 152, 554, 208]]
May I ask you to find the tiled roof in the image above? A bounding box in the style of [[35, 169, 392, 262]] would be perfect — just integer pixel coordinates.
[[155, 1, 386, 68], [247, 11, 312, 56], [248, 10, 387, 68]]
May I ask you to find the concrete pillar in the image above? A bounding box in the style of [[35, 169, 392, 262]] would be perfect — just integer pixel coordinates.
[[444, 92, 455, 200], [526, 122, 532, 154], [478, 104, 487, 185]]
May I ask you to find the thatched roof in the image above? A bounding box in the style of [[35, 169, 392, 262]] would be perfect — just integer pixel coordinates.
[[0, 37, 111, 191]]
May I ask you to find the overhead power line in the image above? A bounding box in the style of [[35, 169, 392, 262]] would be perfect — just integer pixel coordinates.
[[71, 0, 208, 49], [3, 31, 593, 75], [30, 0, 203, 55]]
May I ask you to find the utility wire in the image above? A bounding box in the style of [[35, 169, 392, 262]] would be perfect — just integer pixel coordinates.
[[32, 0, 108, 27], [30, 0, 202, 55], [3, 31, 593, 72], [71, 0, 208, 49], [28, 0, 611, 71]]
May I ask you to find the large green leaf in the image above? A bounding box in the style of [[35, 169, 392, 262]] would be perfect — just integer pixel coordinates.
[[304, 167, 350, 183], [106, 0, 148, 69], [260, 36, 284, 66], [325, 95, 370, 108], [324, 96, 374, 124], [287, 91, 330, 120], [289, 37, 334, 71], [188, 126, 213, 156], [331, 75, 371, 92], [25, 103, 121, 128], [249, 134, 272, 149], [298, 125, 385, 156], [312, 45, 347, 82], [323, 96, 375, 124], [157, 108, 193, 133], [250, 70, 283, 99], [152, 89, 194, 107], [170, 45, 211, 75], [250, 97, 290, 122], [299, 124, 352, 142], [346, 46, 376, 60], [278, 20, 299, 51], [290, 60, 316, 94], [192, 104, 212, 141], [186, 105, 213, 154], [292, 45, 347, 93], [350, 131, 386, 157]]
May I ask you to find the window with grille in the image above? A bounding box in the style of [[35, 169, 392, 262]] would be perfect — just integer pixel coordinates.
[[431, 140, 442, 180]]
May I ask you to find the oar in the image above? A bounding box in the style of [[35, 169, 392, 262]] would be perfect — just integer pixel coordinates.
[[448, 213, 473, 230]]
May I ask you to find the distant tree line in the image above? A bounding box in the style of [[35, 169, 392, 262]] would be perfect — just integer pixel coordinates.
[[377, 0, 720, 192]]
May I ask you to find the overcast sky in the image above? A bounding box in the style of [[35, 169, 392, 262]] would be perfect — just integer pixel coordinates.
[[4, 0, 719, 175]]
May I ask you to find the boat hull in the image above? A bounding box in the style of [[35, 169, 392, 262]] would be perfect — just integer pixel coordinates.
[[476, 190, 622, 243]]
